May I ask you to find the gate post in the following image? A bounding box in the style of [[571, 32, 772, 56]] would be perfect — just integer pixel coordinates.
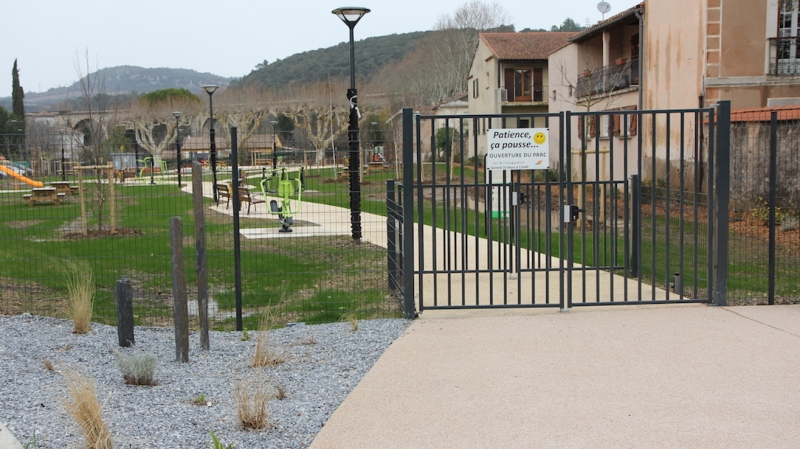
[[387, 179, 398, 293], [713, 101, 731, 306], [401, 108, 416, 318]]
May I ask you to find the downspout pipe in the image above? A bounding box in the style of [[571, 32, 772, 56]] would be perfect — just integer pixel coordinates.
[[635, 6, 644, 111]]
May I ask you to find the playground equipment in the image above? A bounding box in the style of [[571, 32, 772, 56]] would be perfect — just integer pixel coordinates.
[[0, 165, 44, 187], [137, 157, 168, 179], [261, 169, 302, 233]]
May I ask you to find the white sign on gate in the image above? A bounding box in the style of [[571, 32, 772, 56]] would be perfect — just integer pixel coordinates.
[[486, 128, 549, 171]]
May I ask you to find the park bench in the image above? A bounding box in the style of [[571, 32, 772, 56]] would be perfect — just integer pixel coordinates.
[[215, 183, 231, 208], [23, 188, 66, 206], [238, 188, 265, 215]]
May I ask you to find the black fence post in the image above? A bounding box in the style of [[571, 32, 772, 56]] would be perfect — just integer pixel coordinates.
[[714, 100, 731, 306], [115, 278, 134, 347], [768, 111, 778, 305], [230, 127, 243, 331], [402, 108, 416, 318]]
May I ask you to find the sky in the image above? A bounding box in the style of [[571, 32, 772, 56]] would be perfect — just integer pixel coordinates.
[[1, 0, 641, 98]]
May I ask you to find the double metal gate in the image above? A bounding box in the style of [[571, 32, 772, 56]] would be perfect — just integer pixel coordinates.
[[388, 103, 732, 316]]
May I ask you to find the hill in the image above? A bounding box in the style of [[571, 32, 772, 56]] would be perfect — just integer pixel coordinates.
[[1, 66, 232, 112], [234, 31, 430, 89]]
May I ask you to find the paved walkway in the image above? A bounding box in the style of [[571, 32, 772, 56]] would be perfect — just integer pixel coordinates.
[[310, 304, 800, 448]]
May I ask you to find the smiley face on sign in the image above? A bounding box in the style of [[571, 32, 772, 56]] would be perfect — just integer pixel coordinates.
[[533, 132, 547, 145]]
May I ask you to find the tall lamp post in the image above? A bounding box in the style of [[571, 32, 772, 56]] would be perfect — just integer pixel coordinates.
[[332, 6, 370, 242], [173, 111, 183, 187], [59, 129, 66, 181], [202, 85, 219, 201], [271, 120, 278, 169]]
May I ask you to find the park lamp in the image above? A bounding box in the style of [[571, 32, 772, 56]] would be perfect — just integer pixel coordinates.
[[332, 6, 370, 242], [202, 85, 219, 201], [173, 111, 182, 187]]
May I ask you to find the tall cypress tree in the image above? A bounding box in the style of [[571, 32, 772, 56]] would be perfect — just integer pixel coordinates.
[[11, 59, 24, 122]]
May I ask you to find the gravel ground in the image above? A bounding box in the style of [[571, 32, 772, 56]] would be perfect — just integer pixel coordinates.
[[0, 314, 410, 448]]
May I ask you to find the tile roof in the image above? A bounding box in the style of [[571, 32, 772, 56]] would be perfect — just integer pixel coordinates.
[[569, 3, 644, 42], [730, 105, 800, 122], [480, 32, 578, 61]]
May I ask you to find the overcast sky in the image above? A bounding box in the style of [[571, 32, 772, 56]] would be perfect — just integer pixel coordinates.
[[1, 0, 641, 98]]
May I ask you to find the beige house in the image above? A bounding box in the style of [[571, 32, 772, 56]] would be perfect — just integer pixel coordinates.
[[467, 32, 576, 157], [549, 0, 800, 184]]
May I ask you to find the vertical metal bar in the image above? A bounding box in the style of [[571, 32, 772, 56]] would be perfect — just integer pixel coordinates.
[[768, 111, 778, 305], [650, 113, 657, 301], [714, 101, 731, 306], [387, 179, 397, 293], [459, 118, 467, 306], [707, 107, 716, 303], [402, 108, 416, 317], [630, 174, 640, 277], [417, 113, 426, 309], [429, 119, 440, 306], [473, 117, 481, 305], [564, 111, 574, 309], [230, 127, 243, 331], [678, 112, 686, 299], [622, 110, 630, 301], [693, 112, 701, 300], [665, 113, 671, 300]]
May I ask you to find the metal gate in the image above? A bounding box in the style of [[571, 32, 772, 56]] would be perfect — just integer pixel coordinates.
[[389, 103, 731, 315]]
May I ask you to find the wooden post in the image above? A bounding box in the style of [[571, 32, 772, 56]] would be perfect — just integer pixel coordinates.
[[115, 278, 135, 347], [192, 161, 210, 350], [170, 217, 189, 362], [78, 167, 87, 236], [108, 163, 116, 233]]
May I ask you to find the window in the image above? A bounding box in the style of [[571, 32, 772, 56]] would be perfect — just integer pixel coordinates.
[[612, 106, 638, 137], [600, 114, 610, 138], [472, 79, 479, 98], [778, 0, 800, 74]]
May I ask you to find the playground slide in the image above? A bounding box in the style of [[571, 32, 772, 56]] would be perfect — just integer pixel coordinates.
[[0, 165, 44, 187]]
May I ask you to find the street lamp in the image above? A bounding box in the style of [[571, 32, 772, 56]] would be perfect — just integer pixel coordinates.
[[332, 6, 370, 242], [203, 85, 219, 201], [271, 120, 278, 169], [59, 129, 66, 181], [173, 111, 183, 187]]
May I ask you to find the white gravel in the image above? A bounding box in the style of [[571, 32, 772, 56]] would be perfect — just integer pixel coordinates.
[[0, 314, 410, 448]]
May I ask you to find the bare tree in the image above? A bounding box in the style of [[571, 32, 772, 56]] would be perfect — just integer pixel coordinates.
[[73, 50, 124, 232], [369, 1, 509, 108]]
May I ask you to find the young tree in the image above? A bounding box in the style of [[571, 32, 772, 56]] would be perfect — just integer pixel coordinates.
[[11, 59, 25, 121]]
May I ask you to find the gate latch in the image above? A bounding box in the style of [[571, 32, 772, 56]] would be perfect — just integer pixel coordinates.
[[563, 204, 585, 223]]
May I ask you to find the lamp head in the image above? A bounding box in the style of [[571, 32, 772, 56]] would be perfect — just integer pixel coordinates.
[[202, 85, 219, 95], [271, 120, 278, 126], [332, 7, 370, 28], [172, 111, 182, 119]]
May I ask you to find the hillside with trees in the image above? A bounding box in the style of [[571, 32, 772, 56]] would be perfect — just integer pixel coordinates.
[[234, 31, 430, 90]]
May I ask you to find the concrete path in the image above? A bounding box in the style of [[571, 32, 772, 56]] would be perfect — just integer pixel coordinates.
[[310, 304, 800, 448]]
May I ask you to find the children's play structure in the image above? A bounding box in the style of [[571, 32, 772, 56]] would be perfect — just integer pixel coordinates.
[[0, 164, 44, 187], [261, 169, 302, 233]]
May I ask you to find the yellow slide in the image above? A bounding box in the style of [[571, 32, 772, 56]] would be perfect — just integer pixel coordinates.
[[0, 165, 44, 187]]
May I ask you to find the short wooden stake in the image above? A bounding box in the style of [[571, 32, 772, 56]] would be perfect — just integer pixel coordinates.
[[115, 278, 135, 347], [170, 217, 189, 362]]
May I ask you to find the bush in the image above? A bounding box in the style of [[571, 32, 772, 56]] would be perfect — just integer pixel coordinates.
[[63, 368, 112, 449], [116, 350, 159, 386], [66, 269, 94, 334]]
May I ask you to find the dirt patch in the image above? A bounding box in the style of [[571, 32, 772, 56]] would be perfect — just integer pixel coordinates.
[[5, 220, 44, 229], [62, 227, 143, 239]]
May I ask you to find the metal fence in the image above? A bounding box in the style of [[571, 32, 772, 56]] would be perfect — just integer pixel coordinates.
[[726, 110, 800, 305], [0, 128, 403, 329]]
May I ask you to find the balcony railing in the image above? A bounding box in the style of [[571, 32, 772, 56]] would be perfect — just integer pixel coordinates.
[[768, 37, 800, 76], [576, 58, 639, 99], [500, 84, 549, 104]]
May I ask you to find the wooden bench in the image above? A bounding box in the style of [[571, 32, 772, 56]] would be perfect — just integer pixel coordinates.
[[368, 162, 389, 172], [215, 183, 231, 208], [238, 188, 265, 215]]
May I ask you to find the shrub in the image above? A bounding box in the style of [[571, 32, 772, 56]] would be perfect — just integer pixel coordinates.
[[251, 309, 284, 368], [235, 372, 275, 430], [63, 368, 112, 449], [116, 349, 159, 386], [752, 197, 787, 226], [66, 269, 94, 334]]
